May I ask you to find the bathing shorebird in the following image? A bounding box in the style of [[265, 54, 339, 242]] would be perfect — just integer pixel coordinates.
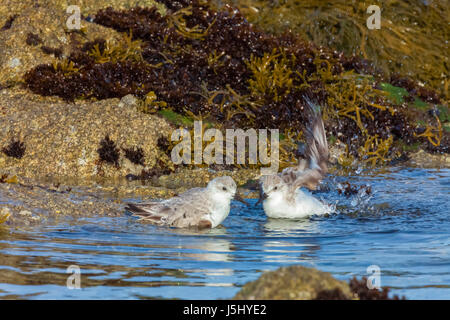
[[126, 176, 246, 229], [258, 102, 332, 219]]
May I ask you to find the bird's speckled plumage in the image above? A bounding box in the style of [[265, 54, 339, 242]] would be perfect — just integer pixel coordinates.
[[126, 176, 238, 229]]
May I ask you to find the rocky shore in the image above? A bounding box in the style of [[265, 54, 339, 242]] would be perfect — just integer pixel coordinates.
[[0, 0, 447, 301], [1, 0, 448, 229]]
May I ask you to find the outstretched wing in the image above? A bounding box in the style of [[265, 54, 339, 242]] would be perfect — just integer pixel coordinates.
[[280, 101, 329, 191]]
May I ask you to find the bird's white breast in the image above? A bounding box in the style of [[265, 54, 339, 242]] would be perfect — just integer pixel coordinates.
[[263, 189, 330, 219], [208, 192, 232, 228]]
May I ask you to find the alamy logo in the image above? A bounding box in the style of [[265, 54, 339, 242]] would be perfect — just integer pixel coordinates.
[[366, 265, 381, 289], [66, 5, 81, 30], [366, 5, 381, 30], [171, 121, 280, 175], [66, 265, 81, 289]]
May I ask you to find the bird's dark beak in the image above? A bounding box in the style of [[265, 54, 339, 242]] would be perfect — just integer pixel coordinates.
[[255, 188, 268, 206], [234, 192, 249, 206]]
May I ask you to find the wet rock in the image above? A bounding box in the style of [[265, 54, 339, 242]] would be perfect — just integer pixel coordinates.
[[0, 87, 173, 179], [328, 140, 347, 165], [408, 149, 450, 168], [17, 210, 32, 216], [0, 207, 11, 224], [0, 176, 124, 226], [233, 265, 354, 300], [118, 94, 139, 109], [0, 0, 165, 86]]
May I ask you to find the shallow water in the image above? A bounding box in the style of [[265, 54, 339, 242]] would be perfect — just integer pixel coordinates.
[[0, 167, 449, 299]]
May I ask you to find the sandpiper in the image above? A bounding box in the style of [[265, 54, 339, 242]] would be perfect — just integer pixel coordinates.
[[258, 102, 332, 219], [126, 176, 246, 229]]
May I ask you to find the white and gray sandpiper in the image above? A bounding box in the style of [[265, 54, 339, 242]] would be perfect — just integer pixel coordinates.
[[126, 176, 246, 229], [257, 102, 333, 219], [126, 101, 332, 228]]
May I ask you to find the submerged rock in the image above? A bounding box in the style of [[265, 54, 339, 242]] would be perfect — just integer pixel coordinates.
[[233, 265, 354, 300]]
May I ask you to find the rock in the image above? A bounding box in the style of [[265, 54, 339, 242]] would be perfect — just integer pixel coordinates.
[[0, 1, 165, 86], [408, 149, 450, 168], [0, 207, 11, 224], [0, 0, 174, 181], [118, 94, 139, 109], [7, 57, 21, 68], [0, 87, 173, 180], [18, 210, 32, 216], [233, 265, 353, 300], [328, 140, 347, 165]]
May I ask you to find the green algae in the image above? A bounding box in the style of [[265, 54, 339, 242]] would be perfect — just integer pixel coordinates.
[[379, 83, 409, 105], [413, 98, 428, 110], [158, 109, 194, 127]]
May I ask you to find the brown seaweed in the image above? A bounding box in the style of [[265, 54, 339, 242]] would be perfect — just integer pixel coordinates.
[[97, 135, 120, 167], [2, 139, 26, 159], [22, 1, 448, 169], [1, 14, 18, 31], [315, 276, 406, 300], [25, 33, 42, 46], [122, 146, 145, 166], [41, 46, 63, 59]]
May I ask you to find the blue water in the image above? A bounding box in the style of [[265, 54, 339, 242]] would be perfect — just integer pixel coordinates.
[[0, 167, 449, 299]]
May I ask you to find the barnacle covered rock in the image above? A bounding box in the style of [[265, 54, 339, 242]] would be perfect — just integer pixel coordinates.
[[0, 88, 173, 179]]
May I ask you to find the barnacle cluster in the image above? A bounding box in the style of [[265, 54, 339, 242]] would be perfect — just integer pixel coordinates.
[[22, 0, 448, 170], [97, 135, 173, 177], [0, 14, 18, 31], [41, 46, 63, 59], [25, 32, 42, 46]]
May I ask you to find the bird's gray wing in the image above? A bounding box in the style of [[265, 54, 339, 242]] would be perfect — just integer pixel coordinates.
[[287, 168, 326, 193], [126, 188, 214, 228], [281, 100, 329, 191]]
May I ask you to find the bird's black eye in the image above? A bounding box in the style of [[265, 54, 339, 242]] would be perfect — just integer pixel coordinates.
[[222, 187, 227, 191], [274, 186, 278, 190]]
